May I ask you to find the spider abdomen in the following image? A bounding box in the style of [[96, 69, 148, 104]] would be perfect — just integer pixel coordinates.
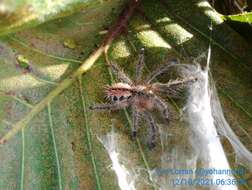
[[133, 96, 154, 111], [105, 82, 133, 103]]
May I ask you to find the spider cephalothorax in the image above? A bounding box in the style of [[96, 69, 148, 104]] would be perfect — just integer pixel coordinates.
[[90, 49, 197, 149]]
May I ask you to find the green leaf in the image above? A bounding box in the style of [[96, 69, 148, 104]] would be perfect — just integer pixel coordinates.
[[0, 0, 103, 36], [0, 0, 251, 189], [222, 12, 252, 23]]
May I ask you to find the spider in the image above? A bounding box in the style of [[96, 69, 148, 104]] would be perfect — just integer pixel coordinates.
[[90, 49, 197, 149]]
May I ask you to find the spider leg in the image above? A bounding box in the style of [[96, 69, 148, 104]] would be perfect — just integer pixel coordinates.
[[131, 107, 141, 139], [153, 95, 171, 124], [110, 63, 133, 85], [152, 76, 198, 97], [89, 102, 128, 111], [135, 48, 145, 83], [145, 58, 179, 84], [143, 111, 157, 149]]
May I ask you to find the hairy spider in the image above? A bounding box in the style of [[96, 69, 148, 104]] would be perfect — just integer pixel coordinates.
[[90, 49, 197, 149]]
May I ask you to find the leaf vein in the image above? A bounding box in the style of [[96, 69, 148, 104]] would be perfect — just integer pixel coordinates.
[[78, 77, 102, 190], [47, 104, 63, 190]]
